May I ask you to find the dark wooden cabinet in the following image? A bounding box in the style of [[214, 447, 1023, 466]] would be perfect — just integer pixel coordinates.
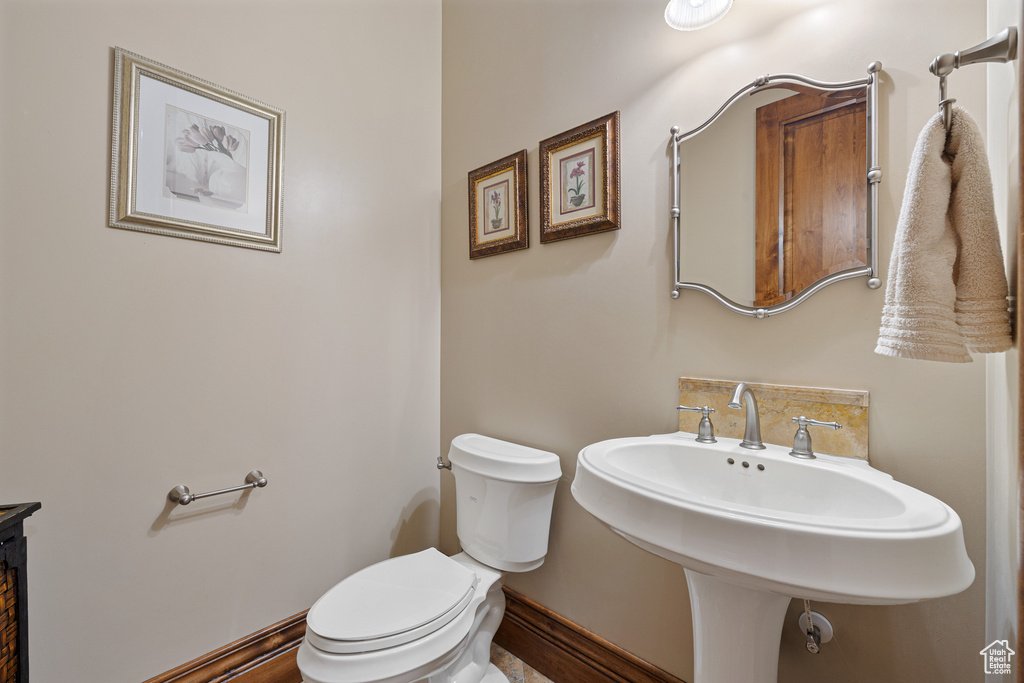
[[0, 504, 40, 683]]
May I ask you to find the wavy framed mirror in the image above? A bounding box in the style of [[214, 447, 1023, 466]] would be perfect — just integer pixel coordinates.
[[670, 63, 883, 318]]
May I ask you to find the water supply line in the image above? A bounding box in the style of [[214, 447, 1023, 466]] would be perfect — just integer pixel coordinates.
[[803, 599, 821, 654]]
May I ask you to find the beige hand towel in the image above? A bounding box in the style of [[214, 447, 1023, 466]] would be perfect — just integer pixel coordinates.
[[875, 106, 1011, 362]]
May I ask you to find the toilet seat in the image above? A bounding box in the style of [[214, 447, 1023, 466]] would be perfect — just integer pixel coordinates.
[[305, 548, 478, 655]]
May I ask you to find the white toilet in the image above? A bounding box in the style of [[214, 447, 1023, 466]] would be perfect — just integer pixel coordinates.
[[297, 433, 561, 683]]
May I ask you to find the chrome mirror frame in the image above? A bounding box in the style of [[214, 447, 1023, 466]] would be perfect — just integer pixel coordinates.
[[670, 62, 883, 318]]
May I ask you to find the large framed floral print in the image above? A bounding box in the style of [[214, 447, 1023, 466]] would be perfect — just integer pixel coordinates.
[[468, 150, 529, 259], [109, 48, 285, 252], [539, 111, 620, 243]]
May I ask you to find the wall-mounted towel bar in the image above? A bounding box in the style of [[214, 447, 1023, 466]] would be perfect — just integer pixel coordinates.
[[930, 26, 1018, 132], [168, 470, 267, 506]]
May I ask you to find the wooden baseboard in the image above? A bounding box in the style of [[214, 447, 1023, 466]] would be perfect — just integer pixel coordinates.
[[142, 611, 307, 683], [142, 588, 683, 683], [495, 587, 687, 683]]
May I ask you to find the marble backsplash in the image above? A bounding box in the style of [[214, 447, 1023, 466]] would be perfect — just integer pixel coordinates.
[[678, 377, 869, 460]]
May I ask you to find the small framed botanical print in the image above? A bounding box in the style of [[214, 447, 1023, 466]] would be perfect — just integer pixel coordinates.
[[540, 111, 620, 243], [468, 150, 529, 259]]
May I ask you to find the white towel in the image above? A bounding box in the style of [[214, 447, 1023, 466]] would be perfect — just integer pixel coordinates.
[[875, 106, 1011, 362]]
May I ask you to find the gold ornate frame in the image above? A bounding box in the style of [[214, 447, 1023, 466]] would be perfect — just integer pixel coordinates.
[[109, 47, 285, 252], [539, 111, 620, 243], [467, 150, 529, 259]]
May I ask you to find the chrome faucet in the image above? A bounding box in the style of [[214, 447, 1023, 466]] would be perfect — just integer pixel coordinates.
[[728, 382, 765, 450]]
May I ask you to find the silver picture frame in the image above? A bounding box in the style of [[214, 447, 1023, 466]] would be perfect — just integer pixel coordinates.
[[109, 47, 285, 252]]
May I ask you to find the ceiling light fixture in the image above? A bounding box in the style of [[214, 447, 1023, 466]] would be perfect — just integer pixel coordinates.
[[664, 0, 733, 31]]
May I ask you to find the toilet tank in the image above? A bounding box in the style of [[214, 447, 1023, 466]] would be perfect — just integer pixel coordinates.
[[447, 434, 561, 572]]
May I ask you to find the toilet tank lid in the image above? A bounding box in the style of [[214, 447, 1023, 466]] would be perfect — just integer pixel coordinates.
[[448, 433, 561, 483]]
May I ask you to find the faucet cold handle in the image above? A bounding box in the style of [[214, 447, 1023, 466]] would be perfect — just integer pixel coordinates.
[[789, 416, 842, 459], [677, 405, 717, 443]]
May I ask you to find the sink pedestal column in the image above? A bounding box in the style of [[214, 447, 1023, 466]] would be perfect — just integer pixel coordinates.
[[685, 570, 792, 683]]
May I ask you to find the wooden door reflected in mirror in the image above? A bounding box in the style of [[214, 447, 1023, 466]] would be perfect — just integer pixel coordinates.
[[754, 88, 868, 307]]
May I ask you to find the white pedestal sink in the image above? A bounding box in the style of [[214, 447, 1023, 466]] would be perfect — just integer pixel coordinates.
[[571, 432, 974, 683]]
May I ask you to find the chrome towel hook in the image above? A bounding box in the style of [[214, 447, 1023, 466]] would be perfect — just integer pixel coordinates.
[[168, 470, 267, 506], [930, 26, 1018, 132]]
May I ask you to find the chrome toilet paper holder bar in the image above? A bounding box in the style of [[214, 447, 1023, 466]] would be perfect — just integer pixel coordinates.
[[168, 470, 267, 506]]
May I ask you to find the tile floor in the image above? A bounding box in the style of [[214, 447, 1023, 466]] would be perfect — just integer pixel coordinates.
[[490, 643, 555, 682]]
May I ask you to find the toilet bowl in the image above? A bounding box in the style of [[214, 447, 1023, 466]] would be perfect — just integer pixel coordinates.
[[297, 434, 561, 683]]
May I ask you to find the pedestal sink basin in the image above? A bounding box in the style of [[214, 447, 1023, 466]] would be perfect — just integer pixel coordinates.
[[571, 432, 974, 683]]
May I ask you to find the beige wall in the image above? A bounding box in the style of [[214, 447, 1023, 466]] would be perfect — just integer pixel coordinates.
[[441, 1, 994, 681], [0, 1, 441, 681], [986, 0, 1020, 670]]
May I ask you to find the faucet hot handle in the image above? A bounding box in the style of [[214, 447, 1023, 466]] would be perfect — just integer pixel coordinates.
[[677, 405, 717, 444], [678, 404, 715, 416], [789, 416, 842, 459]]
